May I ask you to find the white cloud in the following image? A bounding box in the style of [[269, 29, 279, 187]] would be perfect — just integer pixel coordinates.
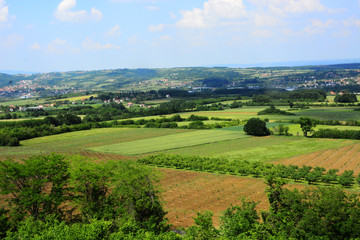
[[148, 24, 165, 32], [251, 29, 274, 38], [283, 0, 326, 13], [304, 19, 336, 34], [147, 5, 159, 11], [169, 12, 177, 20], [250, 0, 327, 14], [176, 0, 247, 28], [45, 38, 78, 55], [25, 24, 36, 29], [160, 35, 172, 41], [30, 42, 41, 50], [107, 25, 122, 37], [54, 0, 102, 23], [0, 34, 23, 48], [332, 30, 351, 38], [281, 28, 303, 37], [253, 13, 283, 27], [343, 18, 360, 28], [0, 0, 9, 23], [82, 37, 121, 51]]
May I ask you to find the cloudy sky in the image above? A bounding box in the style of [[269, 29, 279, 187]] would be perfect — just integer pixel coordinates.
[[0, 0, 359, 72]]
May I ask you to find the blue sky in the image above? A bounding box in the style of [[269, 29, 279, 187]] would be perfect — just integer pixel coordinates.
[[0, 0, 359, 72]]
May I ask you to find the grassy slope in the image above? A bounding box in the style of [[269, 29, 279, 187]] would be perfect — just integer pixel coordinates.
[[124, 106, 360, 123], [89, 130, 248, 155], [158, 136, 355, 162], [0, 128, 192, 158]]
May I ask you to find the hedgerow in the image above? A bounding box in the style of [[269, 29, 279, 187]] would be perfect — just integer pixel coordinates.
[[138, 154, 360, 188]]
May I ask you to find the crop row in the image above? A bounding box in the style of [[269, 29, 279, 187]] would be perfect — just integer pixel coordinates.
[[138, 154, 360, 188]]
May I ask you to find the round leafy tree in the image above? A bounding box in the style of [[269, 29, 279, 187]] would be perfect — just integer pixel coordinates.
[[243, 118, 270, 136]]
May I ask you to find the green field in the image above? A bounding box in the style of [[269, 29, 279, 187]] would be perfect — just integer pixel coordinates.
[[156, 136, 354, 162], [0, 128, 192, 157], [89, 129, 248, 155], [1, 104, 359, 164], [124, 106, 360, 123]]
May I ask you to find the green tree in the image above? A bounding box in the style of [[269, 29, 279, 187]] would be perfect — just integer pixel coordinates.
[[338, 170, 355, 188], [110, 161, 169, 233], [305, 167, 324, 185], [243, 118, 270, 136], [334, 93, 358, 103], [322, 169, 338, 183], [0, 207, 10, 239], [220, 199, 259, 238], [0, 154, 71, 223], [356, 173, 360, 185], [185, 211, 219, 240], [70, 157, 116, 221], [188, 121, 206, 129], [299, 117, 318, 137]]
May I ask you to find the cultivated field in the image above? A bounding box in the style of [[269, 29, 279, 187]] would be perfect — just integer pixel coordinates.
[[0, 128, 192, 159], [159, 168, 269, 228], [275, 143, 360, 175], [89, 129, 248, 155], [126, 106, 360, 123]]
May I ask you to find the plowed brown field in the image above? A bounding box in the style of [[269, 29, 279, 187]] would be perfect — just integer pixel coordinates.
[[158, 168, 268, 227], [158, 168, 306, 228], [275, 143, 360, 174]]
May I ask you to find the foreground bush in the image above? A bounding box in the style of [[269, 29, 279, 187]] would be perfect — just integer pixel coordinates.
[[0, 154, 170, 238]]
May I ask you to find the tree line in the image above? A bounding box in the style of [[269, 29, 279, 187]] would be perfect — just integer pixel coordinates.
[[138, 154, 360, 188]]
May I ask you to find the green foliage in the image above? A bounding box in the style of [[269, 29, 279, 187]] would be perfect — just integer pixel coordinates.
[[321, 169, 338, 183], [262, 184, 360, 239], [0, 154, 71, 222], [185, 211, 219, 240], [109, 161, 169, 233], [0, 154, 169, 238], [299, 117, 318, 137], [187, 114, 209, 121], [243, 118, 270, 136], [230, 100, 242, 108], [257, 105, 295, 115], [185, 180, 360, 240], [220, 199, 259, 238], [312, 128, 360, 140], [139, 154, 360, 189], [0, 207, 10, 239], [3, 153, 360, 239], [188, 121, 206, 129], [70, 157, 115, 221], [252, 94, 271, 103], [5, 217, 113, 240], [201, 77, 230, 88], [338, 170, 355, 188], [305, 167, 324, 185], [272, 124, 291, 136], [334, 93, 358, 103]]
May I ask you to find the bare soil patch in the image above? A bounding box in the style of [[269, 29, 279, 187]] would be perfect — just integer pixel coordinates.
[[275, 143, 360, 174]]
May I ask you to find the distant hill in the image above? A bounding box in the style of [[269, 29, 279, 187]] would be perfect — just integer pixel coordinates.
[[0, 63, 359, 92]]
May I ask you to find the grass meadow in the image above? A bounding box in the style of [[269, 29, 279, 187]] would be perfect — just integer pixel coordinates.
[[89, 130, 248, 155], [125, 106, 360, 123]]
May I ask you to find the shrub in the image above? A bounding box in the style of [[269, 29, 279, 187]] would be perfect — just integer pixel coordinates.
[[243, 118, 270, 136]]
